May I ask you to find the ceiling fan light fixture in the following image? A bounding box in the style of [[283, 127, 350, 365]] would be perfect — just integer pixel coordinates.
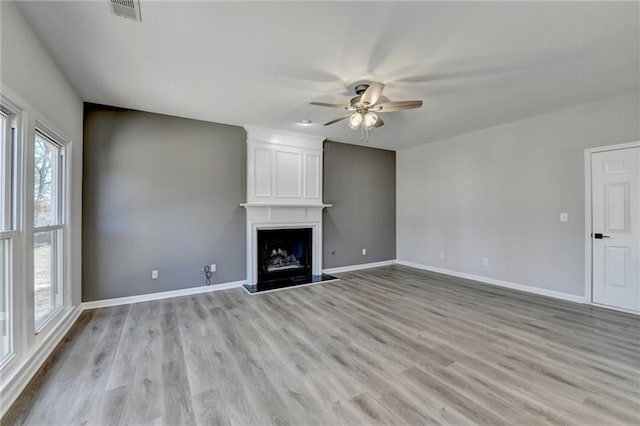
[[348, 112, 363, 130], [364, 111, 378, 128], [309, 80, 423, 140]]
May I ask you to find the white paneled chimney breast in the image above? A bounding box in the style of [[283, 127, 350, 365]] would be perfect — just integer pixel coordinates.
[[241, 126, 331, 285]]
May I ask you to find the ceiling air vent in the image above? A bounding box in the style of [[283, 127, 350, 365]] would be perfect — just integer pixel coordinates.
[[109, 0, 142, 22]]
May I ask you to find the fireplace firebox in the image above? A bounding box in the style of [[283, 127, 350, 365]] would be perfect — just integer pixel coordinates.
[[257, 228, 312, 283]]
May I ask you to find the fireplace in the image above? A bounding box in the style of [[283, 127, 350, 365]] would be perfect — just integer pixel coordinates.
[[257, 228, 312, 283], [241, 126, 337, 293]]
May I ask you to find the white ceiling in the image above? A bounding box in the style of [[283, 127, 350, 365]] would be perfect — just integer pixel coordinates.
[[17, 1, 639, 150]]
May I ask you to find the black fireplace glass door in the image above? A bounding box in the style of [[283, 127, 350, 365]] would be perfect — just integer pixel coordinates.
[[257, 228, 312, 282]]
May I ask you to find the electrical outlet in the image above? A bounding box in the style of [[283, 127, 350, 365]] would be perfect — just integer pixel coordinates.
[[482, 258, 489, 266], [151, 270, 159, 279], [560, 212, 568, 222], [440, 251, 445, 259], [211, 264, 216, 272], [362, 248, 367, 256]]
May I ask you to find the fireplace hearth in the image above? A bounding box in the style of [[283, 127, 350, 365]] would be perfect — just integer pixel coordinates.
[[242, 226, 337, 294]]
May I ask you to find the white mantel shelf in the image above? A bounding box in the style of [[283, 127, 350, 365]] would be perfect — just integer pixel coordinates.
[[241, 203, 332, 208]]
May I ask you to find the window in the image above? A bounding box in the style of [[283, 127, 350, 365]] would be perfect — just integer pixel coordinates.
[[0, 92, 73, 383], [0, 110, 15, 362], [33, 131, 65, 330]]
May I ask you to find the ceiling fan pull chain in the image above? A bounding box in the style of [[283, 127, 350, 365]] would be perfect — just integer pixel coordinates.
[[361, 124, 369, 142]]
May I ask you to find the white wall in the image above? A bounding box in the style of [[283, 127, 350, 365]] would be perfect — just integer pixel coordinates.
[[397, 92, 640, 297], [1, 1, 83, 306]]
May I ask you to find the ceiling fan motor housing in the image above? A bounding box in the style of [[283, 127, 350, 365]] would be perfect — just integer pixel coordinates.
[[354, 84, 370, 95]]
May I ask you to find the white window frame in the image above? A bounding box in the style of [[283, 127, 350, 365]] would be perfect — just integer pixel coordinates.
[[31, 124, 68, 333], [1, 110, 12, 231], [0, 110, 14, 366], [0, 238, 15, 368], [0, 90, 73, 380], [0, 98, 24, 372], [29, 128, 69, 334]]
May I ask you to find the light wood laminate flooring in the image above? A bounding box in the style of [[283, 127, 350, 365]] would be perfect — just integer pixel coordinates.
[[5, 266, 640, 425]]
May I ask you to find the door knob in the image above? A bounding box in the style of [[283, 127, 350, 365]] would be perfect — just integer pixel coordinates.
[[593, 233, 611, 239]]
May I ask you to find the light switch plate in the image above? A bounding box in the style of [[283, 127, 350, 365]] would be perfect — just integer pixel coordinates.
[[560, 212, 568, 222]]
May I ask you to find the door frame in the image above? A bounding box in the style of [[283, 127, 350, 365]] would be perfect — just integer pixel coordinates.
[[584, 140, 640, 314]]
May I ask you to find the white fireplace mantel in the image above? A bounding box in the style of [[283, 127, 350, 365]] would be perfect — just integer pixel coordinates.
[[242, 126, 329, 285]]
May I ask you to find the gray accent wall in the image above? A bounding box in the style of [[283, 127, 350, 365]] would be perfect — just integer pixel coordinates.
[[397, 92, 640, 297], [83, 105, 246, 302], [323, 141, 396, 268], [83, 107, 397, 301]]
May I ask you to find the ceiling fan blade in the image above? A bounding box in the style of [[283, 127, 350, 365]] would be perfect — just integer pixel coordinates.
[[323, 114, 351, 126], [360, 82, 385, 106], [374, 100, 423, 112], [373, 116, 384, 128], [310, 102, 348, 109]]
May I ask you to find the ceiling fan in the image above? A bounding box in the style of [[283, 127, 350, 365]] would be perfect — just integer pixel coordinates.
[[310, 82, 423, 141]]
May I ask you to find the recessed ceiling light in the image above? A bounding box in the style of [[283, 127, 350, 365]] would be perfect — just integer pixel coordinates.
[[299, 119, 312, 125]]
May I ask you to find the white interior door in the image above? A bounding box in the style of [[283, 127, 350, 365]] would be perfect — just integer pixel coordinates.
[[591, 146, 640, 312]]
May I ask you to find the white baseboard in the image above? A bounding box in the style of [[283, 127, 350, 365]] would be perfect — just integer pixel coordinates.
[[82, 280, 246, 310], [1, 305, 83, 419], [323, 260, 396, 275], [590, 302, 640, 316], [395, 260, 586, 304]]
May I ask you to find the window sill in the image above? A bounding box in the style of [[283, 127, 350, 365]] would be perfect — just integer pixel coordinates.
[[35, 304, 65, 335], [0, 352, 16, 372]]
